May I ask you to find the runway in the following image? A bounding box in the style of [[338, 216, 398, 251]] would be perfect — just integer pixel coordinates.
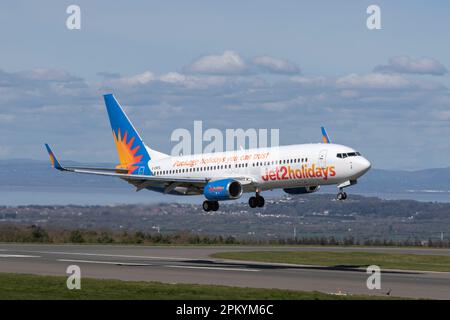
[[1, 244, 450, 299]]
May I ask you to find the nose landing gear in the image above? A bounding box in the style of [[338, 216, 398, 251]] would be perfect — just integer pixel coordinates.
[[336, 180, 356, 201], [336, 191, 347, 200]]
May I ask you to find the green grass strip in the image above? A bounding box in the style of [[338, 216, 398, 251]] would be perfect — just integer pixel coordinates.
[[212, 251, 450, 272], [0, 273, 390, 300]]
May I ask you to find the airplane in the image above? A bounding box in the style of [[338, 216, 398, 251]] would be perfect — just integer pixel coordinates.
[[45, 94, 371, 212]]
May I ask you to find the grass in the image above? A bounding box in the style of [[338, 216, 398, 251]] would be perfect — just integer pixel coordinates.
[[0, 273, 390, 300], [211, 251, 450, 272]]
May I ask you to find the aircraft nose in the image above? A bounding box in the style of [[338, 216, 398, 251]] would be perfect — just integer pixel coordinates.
[[358, 157, 371, 174]]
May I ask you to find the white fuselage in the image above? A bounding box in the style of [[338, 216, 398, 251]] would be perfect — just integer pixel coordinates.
[[147, 143, 371, 195]]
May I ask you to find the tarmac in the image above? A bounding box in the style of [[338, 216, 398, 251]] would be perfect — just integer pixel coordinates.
[[1, 244, 449, 299]]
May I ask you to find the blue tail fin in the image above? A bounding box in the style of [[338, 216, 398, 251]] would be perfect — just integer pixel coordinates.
[[103, 94, 151, 175], [321, 126, 331, 144]]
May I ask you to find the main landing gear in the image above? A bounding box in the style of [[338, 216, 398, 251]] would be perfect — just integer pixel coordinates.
[[203, 200, 219, 212], [248, 194, 265, 208]]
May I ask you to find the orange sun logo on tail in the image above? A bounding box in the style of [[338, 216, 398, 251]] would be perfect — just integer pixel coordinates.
[[113, 128, 143, 173]]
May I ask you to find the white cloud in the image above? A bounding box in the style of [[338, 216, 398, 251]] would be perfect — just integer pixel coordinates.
[[336, 73, 411, 90], [104, 71, 155, 87], [159, 72, 187, 84], [1, 59, 450, 168], [23, 68, 78, 82], [252, 55, 300, 74], [158, 72, 227, 89], [185, 50, 247, 74], [290, 76, 328, 87], [374, 56, 448, 76]]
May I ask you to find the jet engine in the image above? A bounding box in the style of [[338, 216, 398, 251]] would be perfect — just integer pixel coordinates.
[[203, 179, 243, 201]]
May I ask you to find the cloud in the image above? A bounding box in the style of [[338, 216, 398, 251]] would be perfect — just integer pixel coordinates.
[[185, 50, 301, 75], [185, 50, 247, 75], [374, 56, 448, 76], [22, 68, 79, 82], [0, 68, 92, 109], [97, 71, 121, 79], [336, 73, 412, 90], [1, 55, 450, 169], [103, 71, 155, 87], [252, 55, 300, 74], [290, 76, 328, 88], [158, 72, 227, 89]]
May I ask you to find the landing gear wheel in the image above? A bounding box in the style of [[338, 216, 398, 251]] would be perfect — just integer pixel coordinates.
[[203, 200, 219, 212], [256, 196, 265, 207], [202, 200, 211, 211], [337, 192, 347, 200], [249, 196, 258, 208]]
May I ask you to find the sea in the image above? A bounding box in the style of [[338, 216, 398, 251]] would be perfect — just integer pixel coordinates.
[[1, 185, 449, 206]]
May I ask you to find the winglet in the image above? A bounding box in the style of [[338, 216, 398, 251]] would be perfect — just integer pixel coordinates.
[[44, 144, 64, 171], [321, 126, 331, 144]]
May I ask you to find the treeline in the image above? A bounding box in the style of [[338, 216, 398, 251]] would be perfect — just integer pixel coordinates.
[[0, 224, 449, 247]]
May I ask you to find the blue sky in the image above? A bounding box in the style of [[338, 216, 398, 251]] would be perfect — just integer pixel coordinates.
[[1, 1, 450, 169]]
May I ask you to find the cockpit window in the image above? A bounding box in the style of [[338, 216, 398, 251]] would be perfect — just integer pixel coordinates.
[[337, 152, 361, 158]]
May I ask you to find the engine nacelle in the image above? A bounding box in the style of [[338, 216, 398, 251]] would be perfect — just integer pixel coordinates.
[[283, 186, 320, 194], [203, 179, 243, 201]]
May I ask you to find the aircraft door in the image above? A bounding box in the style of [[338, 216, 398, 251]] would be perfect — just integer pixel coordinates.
[[318, 149, 327, 168]]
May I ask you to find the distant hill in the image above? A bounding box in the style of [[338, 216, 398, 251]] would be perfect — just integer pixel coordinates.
[[1, 159, 450, 193], [352, 168, 450, 193]]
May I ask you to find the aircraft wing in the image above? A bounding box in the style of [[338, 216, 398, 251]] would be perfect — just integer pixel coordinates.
[[44, 144, 255, 193]]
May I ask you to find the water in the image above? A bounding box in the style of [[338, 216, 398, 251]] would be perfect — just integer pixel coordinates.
[[1, 186, 449, 206]]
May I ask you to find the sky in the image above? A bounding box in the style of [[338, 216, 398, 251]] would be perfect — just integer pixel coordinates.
[[1, 1, 450, 170]]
